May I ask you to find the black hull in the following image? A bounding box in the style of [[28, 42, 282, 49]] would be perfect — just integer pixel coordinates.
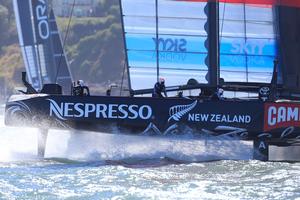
[[4, 94, 300, 139], [5, 94, 300, 161]]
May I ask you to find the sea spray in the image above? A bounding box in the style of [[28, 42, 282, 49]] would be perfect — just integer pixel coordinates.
[[1, 113, 255, 162], [64, 131, 253, 162]]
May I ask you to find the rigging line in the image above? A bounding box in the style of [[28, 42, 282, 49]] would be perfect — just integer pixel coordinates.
[[242, 3, 249, 84], [220, 0, 227, 42], [219, 0, 226, 85], [155, 0, 160, 82], [218, 0, 226, 88], [54, 0, 76, 83], [120, 62, 127, 96]]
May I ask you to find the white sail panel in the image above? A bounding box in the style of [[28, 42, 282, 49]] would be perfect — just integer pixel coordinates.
[[23, 46, 39, 85], [121, 0, 209, 90], [219, 3, 277, 83], [37, 45, 48, 80]]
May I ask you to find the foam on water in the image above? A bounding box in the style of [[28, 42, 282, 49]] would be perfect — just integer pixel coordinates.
[[64, 132, 253, 162], [0, 115, 253, 163]]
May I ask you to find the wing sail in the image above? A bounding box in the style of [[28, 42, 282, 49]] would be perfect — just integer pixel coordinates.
[[219, 2, 277, 83], [120, 0, 209, 91]]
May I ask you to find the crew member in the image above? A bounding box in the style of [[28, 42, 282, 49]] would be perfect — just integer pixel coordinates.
[[152, 78, 167, 98], [106, 89, 111, 96], [72, 80, 90, 96], [211, 88, 224, 100], [177, 91, 183, 98]]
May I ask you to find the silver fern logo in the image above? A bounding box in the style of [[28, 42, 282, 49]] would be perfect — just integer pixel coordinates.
[[168, 101, 198, 122], [6, 101, 31, 116]]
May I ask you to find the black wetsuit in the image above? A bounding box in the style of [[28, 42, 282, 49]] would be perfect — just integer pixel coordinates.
[[72, 86, 90, 96], [152, 82, 167, 97]]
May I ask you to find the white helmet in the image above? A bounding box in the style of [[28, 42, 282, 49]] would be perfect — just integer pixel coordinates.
[[218, 88, 224, 97], [77, 80, 84, 86], [159, 77, 165, 84]]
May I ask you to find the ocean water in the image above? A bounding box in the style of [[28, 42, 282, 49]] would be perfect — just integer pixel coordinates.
[[1, 114, 300, 200]]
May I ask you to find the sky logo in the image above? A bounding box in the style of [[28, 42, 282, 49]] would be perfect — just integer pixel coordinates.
[[152, 38, 187, 52], [230, 40, 275, 56]]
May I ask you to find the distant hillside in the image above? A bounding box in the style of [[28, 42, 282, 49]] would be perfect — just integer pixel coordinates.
[[0, 0, 127, 96]]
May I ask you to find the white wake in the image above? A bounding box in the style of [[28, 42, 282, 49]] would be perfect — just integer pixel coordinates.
[[0, 114, 255, 163]]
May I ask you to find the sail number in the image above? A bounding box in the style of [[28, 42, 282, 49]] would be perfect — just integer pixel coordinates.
[[36, 0, 50, 40]]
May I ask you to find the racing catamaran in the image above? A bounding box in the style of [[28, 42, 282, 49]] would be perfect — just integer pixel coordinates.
[[5, 0, 300, 161]]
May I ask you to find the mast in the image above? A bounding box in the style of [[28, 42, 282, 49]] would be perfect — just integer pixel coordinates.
[[207, 1, 219, 88]]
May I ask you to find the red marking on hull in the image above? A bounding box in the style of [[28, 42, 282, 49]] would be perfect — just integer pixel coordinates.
[[264, 103, 300, 131]]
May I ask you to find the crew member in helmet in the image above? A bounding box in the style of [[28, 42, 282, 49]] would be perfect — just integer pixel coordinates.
[[211, 88, 224, 100], [72, 80, 90, 96], [152, 78, 167, 98]]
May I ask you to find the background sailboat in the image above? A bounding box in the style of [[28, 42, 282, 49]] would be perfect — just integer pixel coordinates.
[[13, 0, 73, 94]]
